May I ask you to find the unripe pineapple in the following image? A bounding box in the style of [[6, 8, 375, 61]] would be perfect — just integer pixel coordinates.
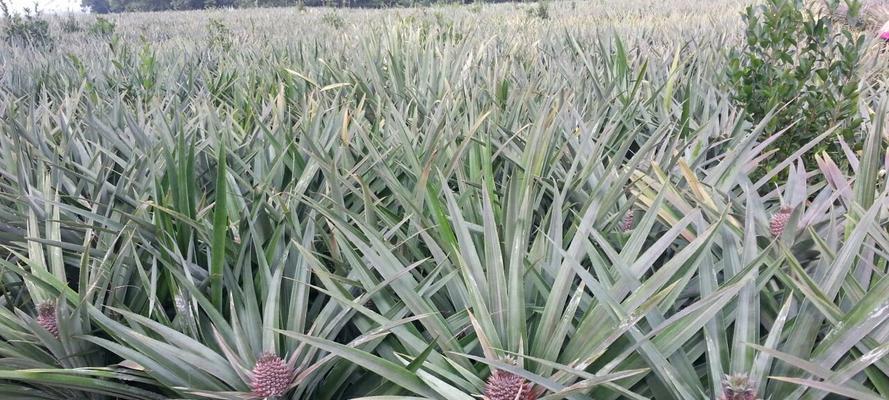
[[36, 302, 59, 339], [719, 374, 758, 400], [483, 367, 538, 400], [173, 293, 189, 314], [769, 206, 792, 237], [619, 210, 634, 232], [249, 353, 295, 398]]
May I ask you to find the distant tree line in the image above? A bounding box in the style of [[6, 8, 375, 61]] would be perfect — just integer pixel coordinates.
[[81, 0, 506, 13]]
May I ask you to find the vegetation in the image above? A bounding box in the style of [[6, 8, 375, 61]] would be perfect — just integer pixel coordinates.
[[89, 16, 116, 35], [61, 15, 82, 32], [525, 0, 548, 20], [1, 0, 889, 399], [727, 0, 865, 172], [207, 17, 234, 50], [0, 0, 53, 47], [80, 0, 516, 14]]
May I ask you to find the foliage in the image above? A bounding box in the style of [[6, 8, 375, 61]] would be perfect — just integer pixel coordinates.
[[61, 15, 82, 33], [207, 17, 234, 51], [0, 0, 53, 48], [1, 1, 888, 400], [727, 0, 865, 172], [82, 0, 237, 13], [526, 0, 549, 20], [79, 0, 486, 13], [89, 16, 116, 36], [321, 11, 345, 29]]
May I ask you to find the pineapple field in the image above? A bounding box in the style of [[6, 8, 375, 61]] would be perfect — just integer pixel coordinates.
[[1, 0, 889, 399]]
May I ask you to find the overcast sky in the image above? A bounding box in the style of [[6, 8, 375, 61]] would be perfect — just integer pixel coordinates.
[[7, 0, 83, 13]]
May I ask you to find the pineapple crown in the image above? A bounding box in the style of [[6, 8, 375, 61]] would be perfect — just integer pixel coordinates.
[[249, 352, 295, 399], [719, 374, 757, 400], [37, 302, 55, 317]]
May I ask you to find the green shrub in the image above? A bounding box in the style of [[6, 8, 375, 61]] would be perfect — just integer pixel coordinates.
[[207, 17, 233, 51], [0, 0, 53, 48], [321, 11, 345, 29], [727, 0, 864, 172], [61, 15, 82, 33], [526, 0, 549, 20], [89, 16, 115, 36]]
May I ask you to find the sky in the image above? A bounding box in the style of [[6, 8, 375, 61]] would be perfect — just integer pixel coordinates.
[[7, 0, 84, 13]]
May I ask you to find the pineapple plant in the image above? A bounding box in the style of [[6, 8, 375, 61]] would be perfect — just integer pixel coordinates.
[[0, 2, 885, 400]]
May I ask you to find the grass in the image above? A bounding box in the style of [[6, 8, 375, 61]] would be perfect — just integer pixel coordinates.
[[1, 0, 889, 399]]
